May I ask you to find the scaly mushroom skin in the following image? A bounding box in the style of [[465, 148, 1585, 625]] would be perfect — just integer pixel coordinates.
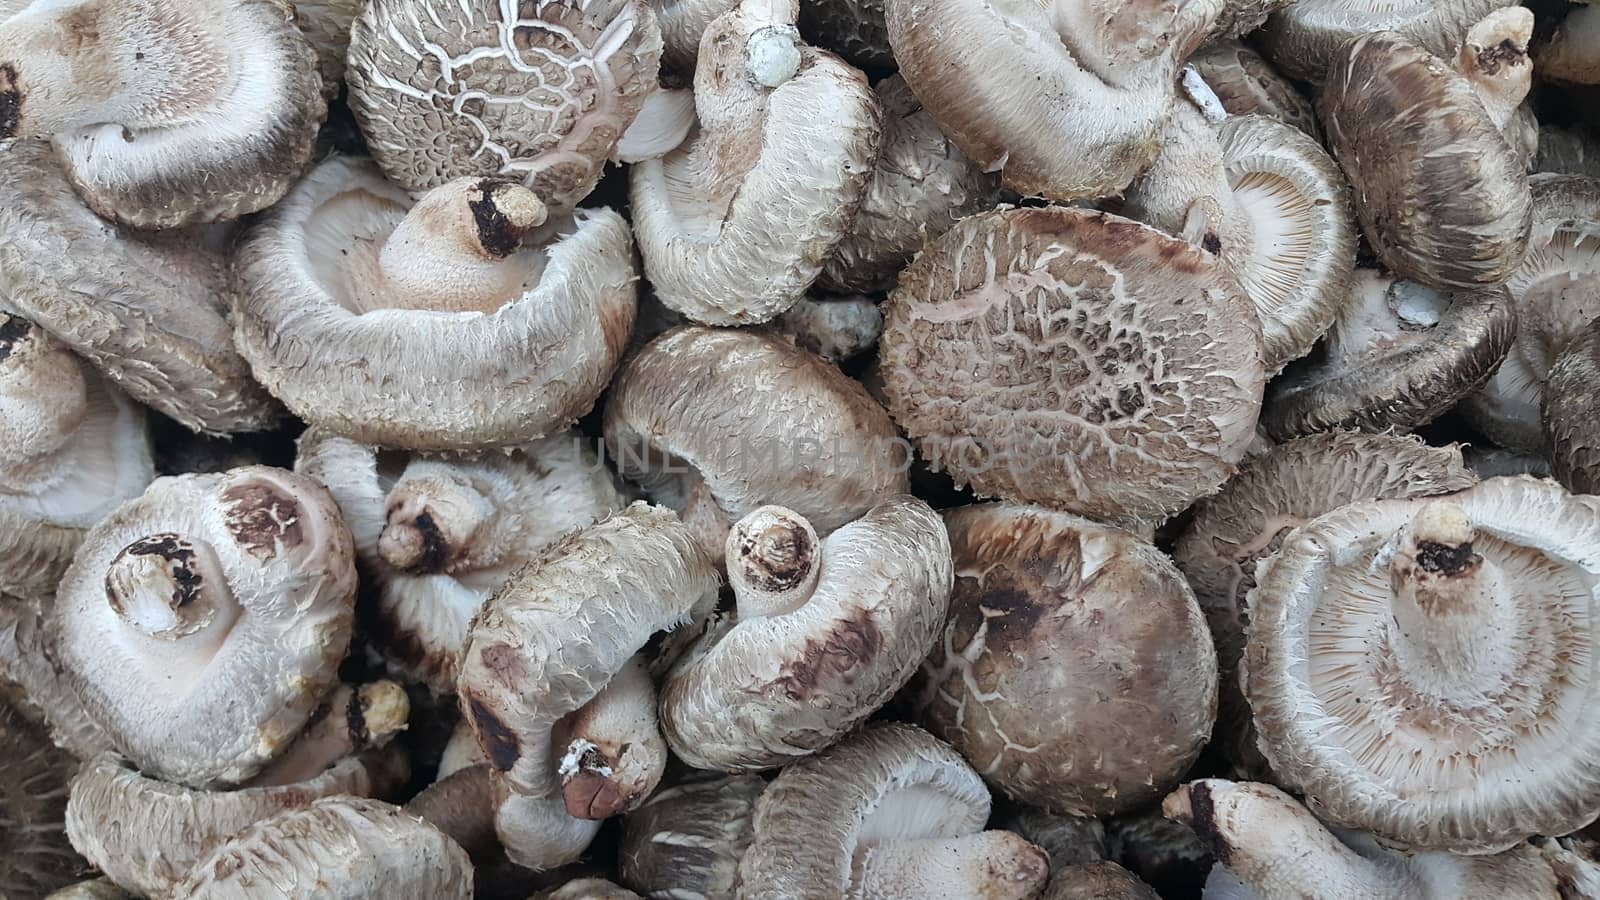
[[661, 496, 952, 771], [64, 752, 389, 898], [43, 880, 130, 900], [739, 723, 1048, 899], [1258, 0, 1514, 84], [55, 467, 357, 789], [0, 594, 112, 758], [629, 0, 881, 325], [618, 772, 764, 898], [603, 326, 909, 561], [167, 797, 474, 899], [878, 206, 1265, 524], [1187, 41, 1319, 140], [1042, 862, 1160, 900], [1321, 18, 1534, 291], [456, 503, 719, 870], [347, 0, 662, 210], [798, 0, 891, 70], [0, 314, 152, 602], [1545, 319, 1600, 494], [232, 157, 636, 451], [296, 428, 625, 692], [911, 504, 1217, 817], [886, 0, 1224, 200], [0, 142, 280, 435], [1245, 479, 1600, 852], [0, 0, 324, 228], [0, 698, 81, 897]]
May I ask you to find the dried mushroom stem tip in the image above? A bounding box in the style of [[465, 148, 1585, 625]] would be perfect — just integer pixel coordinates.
[[1457, 6, 1534, 129], [378, 466, 494, 574], [1387, 501, 1507, 691], [376, 179, 548, 314], [104, 535, 234, 642], [247, 682, 410, 788], [746, 25, 802, 87], [726, 505, 821, 619], [556, 657, 666, 820], [0, 316, 88, 481], [854, 832, 1048, 898]]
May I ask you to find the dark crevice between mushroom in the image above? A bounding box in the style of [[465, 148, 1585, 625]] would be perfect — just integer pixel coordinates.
[[347, 685, 370, 746], [0, 315, 31, 362], [0, 64, 20, 140], [1177, 781, 1232, 868], [1416, 540, 1479, 577]]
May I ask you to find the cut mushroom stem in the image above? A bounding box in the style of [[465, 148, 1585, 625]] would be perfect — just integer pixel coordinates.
[[725, 506, 821, 620], [852, 831, 1048, 899], [378, 463, 495, 574], [1457, 7, 1535, 130], [246, 682, 411, 788], [555, 657, 665, 820], [103, 534, 237, 644]]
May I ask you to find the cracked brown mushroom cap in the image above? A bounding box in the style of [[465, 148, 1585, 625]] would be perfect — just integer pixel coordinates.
[[296, 428, 625, 692], [1535, 1, 1600, 86], [231, 157, 636, 451], [0, 142, 280, 434], [618, 771, 764, 897], [1321, 14, 1535, 291], [910, 504, 1217, 817], [1257, 0, 1514, 84], [661, 495, 952, 771], [0, 0, 324, 228], [1172, 431, 1476, 773], [1545, 318, 1600, 494], [1459, 174, 1600, 450], [630, 0, 881, 325], [456, 503, 718, 870], [1188, 41, 1320, 139], [346, 0, 661, 210], [765, 293, 884, 362], [878, 206, 1265, 524], [168, 796, 474, 899], [603, 326, 909, 562], [885, 0, 1224, 200], [798, 0, 891, 70], [0, 697, 81, 897], [0, 314, 153, 602], [1261, 269, 1517, 438], [64, 751, 392, 897], [1001, 809, 1108, 871], [55, 467, 357, 788], [1243, 478, 1600, 851], [816, 74, 999, 295], [738, 722, 1048, 899]]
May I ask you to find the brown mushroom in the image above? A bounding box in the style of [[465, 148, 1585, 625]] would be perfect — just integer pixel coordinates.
[[765, 293, 884, 362], [1187, 40, 1320, 139], [1257, 0, 1515, 84], [1544, 317, 1600, 493], [618, 771, 764, 898], [1042, 862, 1161, 900], [1535, 1, 1600, 86]]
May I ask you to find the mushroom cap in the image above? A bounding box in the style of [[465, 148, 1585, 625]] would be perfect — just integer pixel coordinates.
[[55, 466, 357, 788], [817, 74, 999, 295], [602, 326, 909, 554], [64, 752, 385, 897], [1187, 41, 1320, 140], [629, 1, 882, 326], [1001, 809, 1109, 871], [661, 494, 952, 771], [1534, 1, 1600, 86], [0, 697, 81, 897], [42, 879, 130, 900], [798, 0, 891, 70], [0, 315, 153, 602], [537, 879, 642, 900], [231, 156, 637, 451], [766, 293, 884, 362], [0, 141, 280, 434], [1545, 318, 1600, 494], [618, 772, 764, 898], [1321, 29, 1532, 291], [1258, 0, 1514, 84], [167, 796, 474, 899], [346, 0, 661, 209], [0, 0, 325, 228], [295, 428, 625, 692], [1244, 477, 1600, 851], [1042, 862, 1161, 900], [1262, 270, 1517, 439], [291, 0, 361, 96], [1460, 174, 1600, 450], [652, 0, 737, 71], [911, 504, 1218, 817], [877, 206, 1265, 524]]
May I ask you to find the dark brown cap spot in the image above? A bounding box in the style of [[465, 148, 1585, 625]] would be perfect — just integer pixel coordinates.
[[954, 580, 1046, 651], [1416, 541, 1478, 577], [465, 693, 520, 771], [468, 180, 531, 259], [0, 314, 32, 363], [0, 64, 20, 140], [398, 511, 450, 574], [773, 606, 881, 701], [1476, 39, 1524, 75], [221, 480, 305, 560]]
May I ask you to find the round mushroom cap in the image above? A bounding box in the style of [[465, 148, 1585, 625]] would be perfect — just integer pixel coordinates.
[[55, 466, 357, 789], [885, 0, 1222, 200], [291, 0, 361, 96], [1459, 174, 1600, 450], [629, 0, 881, 325], [1262, 270, 1517, 439], [652, 0, 737, 71], [798, 0, 891, 70], [661, 495, 951, 771], [64, 752, 385, 897], [877, 206, 1265, 524], [0, 697, 81, 897], [1244, 477, 1600, 851], [618, 772, 764, 898], [231, 156, 636, 451], [296, 428, 625, 692], [346, 0, 661, 209], [1042, 862, 1161, 900], [1545, 318, 1600, 494], [0, 142, 280, 434], [167, 796, 473, 899], [765, 293, 884, 362], [1321, 28, 1533, 291], [603, 326, 909, 560], [910, 504, 1217, 817], [1000, 809, 1109, 871], [1188, 41, 1320, 140], [738, 722, 1049, 900], [1257, 0, 1514, 84], [0, 315, 153, 602]]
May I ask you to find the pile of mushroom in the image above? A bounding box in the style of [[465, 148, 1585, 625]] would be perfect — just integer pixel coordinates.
[[3, 0, 1600, 894]]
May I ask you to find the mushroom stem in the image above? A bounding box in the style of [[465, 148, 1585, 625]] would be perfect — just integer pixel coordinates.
[[1386, 502, 1515, 701], [850, 832, 1049, 900], [406, 764, 498, 858], [725, 505, 822, 619], [379, 463, 495, 574], [372, 179, 547, 314], [1457, 7, 1535, 130], [103, 534, 238, 645], [246, 682, 411, 788], [554, 656, 666, 820], [0, 317, 89, 489]]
